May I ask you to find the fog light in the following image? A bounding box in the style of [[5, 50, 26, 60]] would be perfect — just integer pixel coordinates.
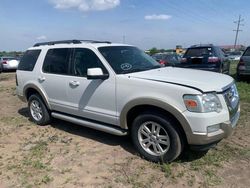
[[207, 124, 220, 133]]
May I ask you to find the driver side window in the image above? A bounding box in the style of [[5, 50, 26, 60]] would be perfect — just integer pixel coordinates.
[[72, 48, 107, 77]]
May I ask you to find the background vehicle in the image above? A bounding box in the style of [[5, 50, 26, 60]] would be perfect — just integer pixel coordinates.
[[227, 51, 242, 61], [0, 57, 20, 71], [152, 53, 181, 66], [180, 44, 230, 74], [237, 46, 250, 80]]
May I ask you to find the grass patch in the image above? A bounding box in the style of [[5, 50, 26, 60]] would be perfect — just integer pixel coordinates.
[[41, 175, 53, 184], [30, 141, 48, 158], [237, 82, 250, 103]]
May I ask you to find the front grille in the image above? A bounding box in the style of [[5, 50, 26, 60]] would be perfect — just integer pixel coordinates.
[[223, 83, 240, 120]]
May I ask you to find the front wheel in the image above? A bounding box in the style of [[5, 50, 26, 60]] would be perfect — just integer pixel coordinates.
[[28, 94, 51, 125], [131, 113, 183, 163]]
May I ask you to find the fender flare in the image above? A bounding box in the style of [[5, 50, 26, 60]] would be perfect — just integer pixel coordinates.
[[119, 98, 193, 139], [24, 83, 51, 110]]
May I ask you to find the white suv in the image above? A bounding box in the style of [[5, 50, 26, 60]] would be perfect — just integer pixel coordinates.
[[16, 40, 240, 162]]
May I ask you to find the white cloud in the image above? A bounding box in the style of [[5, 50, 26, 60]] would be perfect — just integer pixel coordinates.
[[36, 35, 47, 40], [144, 14, 172, 20], [50, 0, 120, 12]]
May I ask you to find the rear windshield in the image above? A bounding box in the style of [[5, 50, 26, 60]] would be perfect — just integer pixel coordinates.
[[152, 54, 164, 60], [243, 48, 250, 56], [185, 47, 213, 57], [164, 55, 180, 63]]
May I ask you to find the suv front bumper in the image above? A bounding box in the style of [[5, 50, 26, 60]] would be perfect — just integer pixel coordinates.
[[187, 107, 240, 147]]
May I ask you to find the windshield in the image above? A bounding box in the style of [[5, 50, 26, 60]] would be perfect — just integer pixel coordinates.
[[98, 46, 161, 74]]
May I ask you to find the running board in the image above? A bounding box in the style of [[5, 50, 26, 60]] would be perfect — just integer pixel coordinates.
[[51, 112, 127, 136]]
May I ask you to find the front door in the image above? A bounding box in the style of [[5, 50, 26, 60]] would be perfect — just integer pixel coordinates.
[[65, 48, 117, 125]]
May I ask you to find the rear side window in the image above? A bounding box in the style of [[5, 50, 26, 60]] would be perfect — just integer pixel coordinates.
[[185, 47, 213, 57], [43, 48, 71, 75], [243, 48, 250, 56], [18, 50, 41, 71]]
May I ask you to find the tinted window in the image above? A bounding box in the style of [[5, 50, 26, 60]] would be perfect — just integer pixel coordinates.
[[243, 48, 250, 56], [3, 57, 15, 61], [99, 46, 160, 74], [43, 48, 70, 75], [164, 55, 180, 63], [185, 47, 214, 57], [152, 54, 164, 61], [18, 50, 41, 71], [71, 48, 107, 77]]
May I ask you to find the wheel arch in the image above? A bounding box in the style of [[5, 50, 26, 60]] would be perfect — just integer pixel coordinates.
[[24, 84, 51, 110], [120, 98, 192, 143]]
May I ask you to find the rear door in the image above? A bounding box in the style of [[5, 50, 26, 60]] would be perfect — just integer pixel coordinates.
[[39, 48, 72, 111], [242, 47, 250, 70], [216, 47, 230, 73]]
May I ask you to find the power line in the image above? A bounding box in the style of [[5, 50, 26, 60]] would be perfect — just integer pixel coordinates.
[[233, 15, 244, 49]]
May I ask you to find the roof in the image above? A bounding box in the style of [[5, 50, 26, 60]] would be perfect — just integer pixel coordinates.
[[219, 45, 245, 50]]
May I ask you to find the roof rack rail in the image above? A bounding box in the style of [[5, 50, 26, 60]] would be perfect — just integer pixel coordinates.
[[33, 39, 112, 47], [33, 40, 81, 47], [80, 40, 112, 44]]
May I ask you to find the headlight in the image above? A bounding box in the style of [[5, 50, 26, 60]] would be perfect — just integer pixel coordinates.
[[183, 93, 222, 113]]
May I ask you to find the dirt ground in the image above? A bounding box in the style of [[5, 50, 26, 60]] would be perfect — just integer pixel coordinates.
[[0, 73, 250, 188]]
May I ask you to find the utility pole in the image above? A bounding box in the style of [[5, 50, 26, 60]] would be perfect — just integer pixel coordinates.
[[233, 15, 244, 49], [122, 35, 125, 44]]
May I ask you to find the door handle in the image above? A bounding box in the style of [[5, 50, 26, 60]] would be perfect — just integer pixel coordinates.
[[69, 81, 80, 87], [38, 76, 45, 82]]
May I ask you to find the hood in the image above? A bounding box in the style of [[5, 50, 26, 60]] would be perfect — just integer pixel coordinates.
[[127, 67, 234, 93]]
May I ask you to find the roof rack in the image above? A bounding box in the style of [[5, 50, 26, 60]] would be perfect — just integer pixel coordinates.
[[33, 40, 112, 47]]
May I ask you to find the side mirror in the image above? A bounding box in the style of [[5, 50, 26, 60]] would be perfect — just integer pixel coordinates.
[[87, 68, 109, 80]]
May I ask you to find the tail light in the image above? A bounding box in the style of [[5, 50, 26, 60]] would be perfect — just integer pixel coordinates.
[[238, 58, 245, 66], [181, 58, 187, 63], [238, 58, 246, 70], [159, 60, 167, 65], [2, 61, 7, 64], [208, 57, 220, 63]]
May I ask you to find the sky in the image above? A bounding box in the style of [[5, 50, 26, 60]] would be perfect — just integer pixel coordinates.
[[0, 0, 250, 51]]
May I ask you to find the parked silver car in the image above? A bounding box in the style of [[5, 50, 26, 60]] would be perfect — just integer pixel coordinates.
[[0, 57, 20, 72]]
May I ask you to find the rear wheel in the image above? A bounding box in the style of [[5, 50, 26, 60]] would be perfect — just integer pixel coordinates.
[[28, 94, 51, 125], [131, 113, 183, 163]]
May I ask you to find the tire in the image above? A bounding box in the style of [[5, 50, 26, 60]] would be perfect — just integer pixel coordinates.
[[131, 113, 183, 163], [219, 65, 223, 74], [28, 94, 51, 125], [236, 73, 243, 81], [227, 64, 230, 75]]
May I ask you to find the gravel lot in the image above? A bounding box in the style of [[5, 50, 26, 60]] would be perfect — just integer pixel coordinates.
[[0, 72, 249, 188]]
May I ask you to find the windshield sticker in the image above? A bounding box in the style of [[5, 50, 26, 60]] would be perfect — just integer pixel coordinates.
[[120, 63, 132, 70]]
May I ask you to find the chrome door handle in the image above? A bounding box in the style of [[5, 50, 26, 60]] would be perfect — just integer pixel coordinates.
[[38, 76, 45, 82], [69, 81, 80, 87]]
